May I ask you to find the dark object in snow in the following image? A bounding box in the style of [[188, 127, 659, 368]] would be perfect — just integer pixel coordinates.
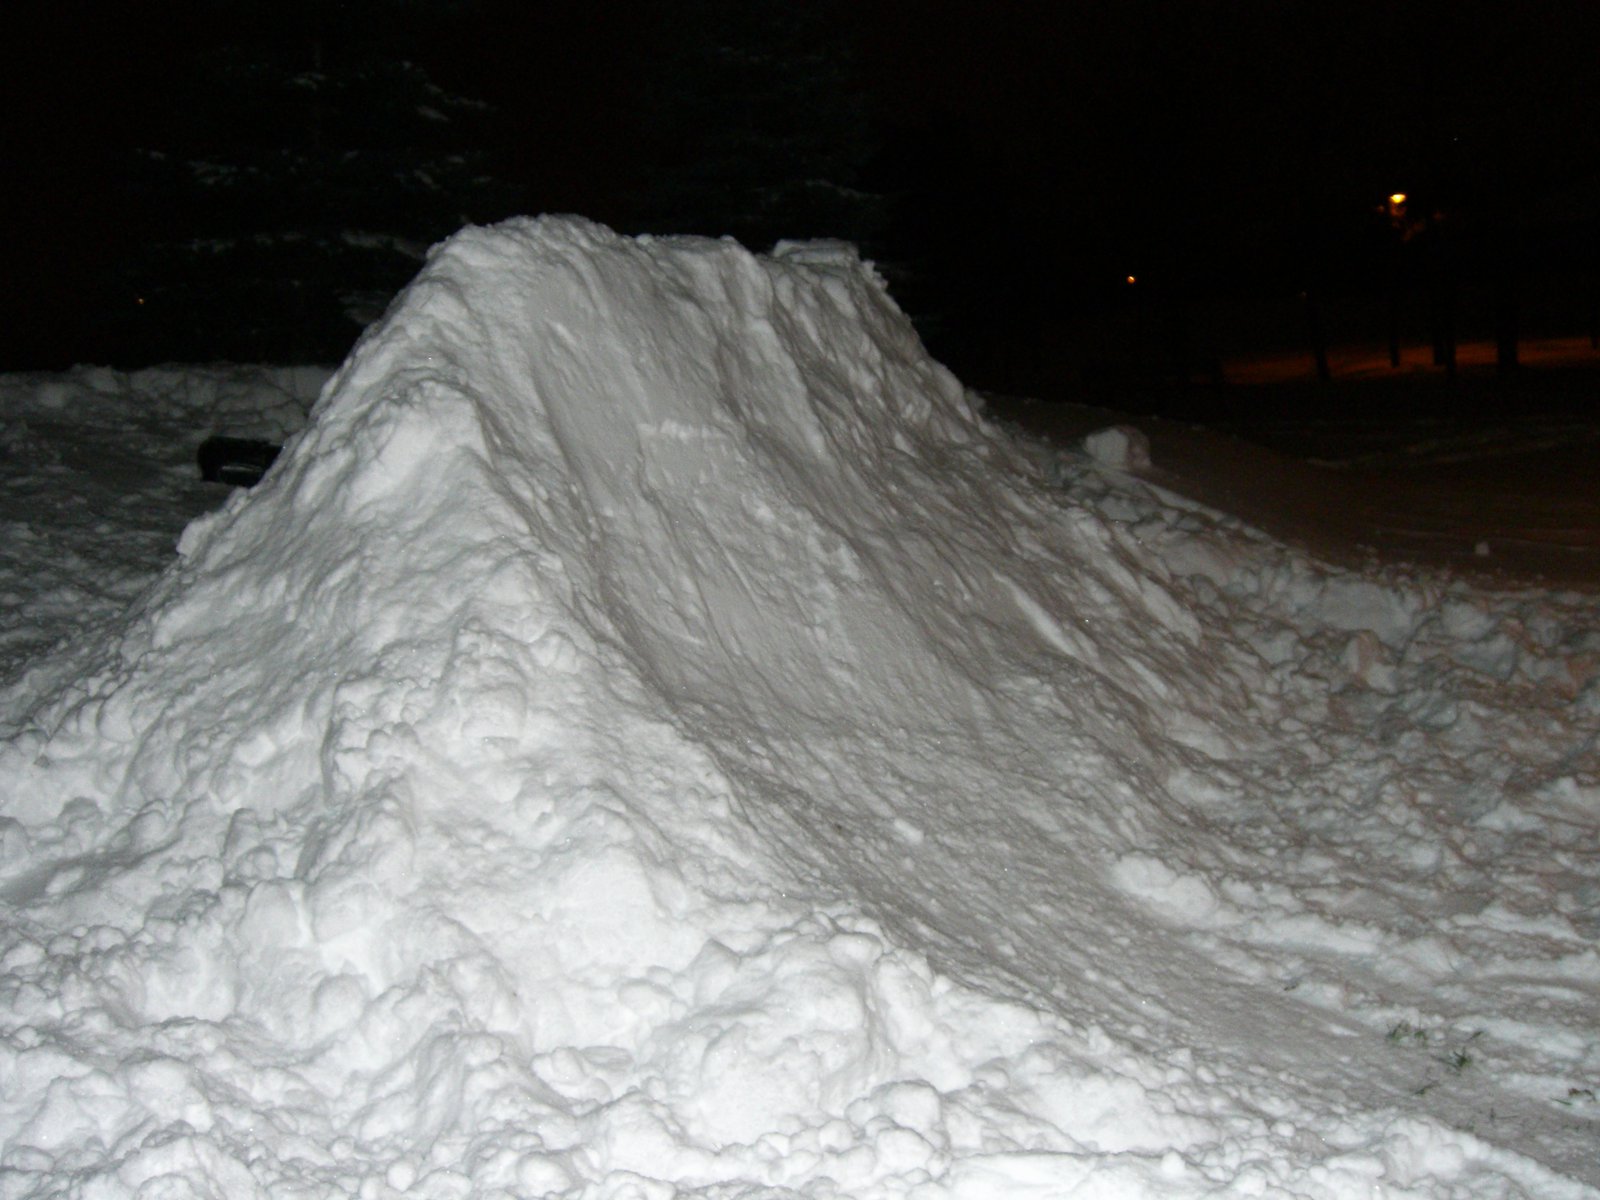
[[197, 436, 281, 487]]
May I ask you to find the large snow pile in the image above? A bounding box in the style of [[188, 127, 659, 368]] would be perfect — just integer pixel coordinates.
[[1, 217, 1596, 1199]]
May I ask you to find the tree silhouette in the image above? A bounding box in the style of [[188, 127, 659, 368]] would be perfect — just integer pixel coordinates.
[[625, 0, 886, 254], [111, 0, 523, 363]]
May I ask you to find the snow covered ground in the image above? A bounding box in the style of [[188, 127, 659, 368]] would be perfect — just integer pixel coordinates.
[[0, 217, 1596, 1199]]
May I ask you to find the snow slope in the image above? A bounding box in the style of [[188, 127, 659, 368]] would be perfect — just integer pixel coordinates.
[[0, 217, 1596, 1198]]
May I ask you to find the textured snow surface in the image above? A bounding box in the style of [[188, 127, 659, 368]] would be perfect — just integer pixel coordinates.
[[0, 217, 1596, 1198]]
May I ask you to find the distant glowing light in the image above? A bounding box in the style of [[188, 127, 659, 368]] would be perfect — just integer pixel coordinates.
[[1389, 193, 1407, 207], [1126, 275, 1137, 284]]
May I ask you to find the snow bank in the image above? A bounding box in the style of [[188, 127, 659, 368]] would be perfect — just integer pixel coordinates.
[[1, 217, 1596, 1198], [0, 365, 327, 686], [0, 362, 324, 442]]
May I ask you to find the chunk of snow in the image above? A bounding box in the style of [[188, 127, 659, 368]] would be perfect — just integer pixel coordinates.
[[1083, 422, 1153, 470]]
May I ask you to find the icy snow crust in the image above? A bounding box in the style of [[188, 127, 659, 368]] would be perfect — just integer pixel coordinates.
[[1, 217, 1597, 1197]]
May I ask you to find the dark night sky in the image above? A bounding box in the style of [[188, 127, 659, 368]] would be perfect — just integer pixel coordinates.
[[3, 0, 1598, 382]]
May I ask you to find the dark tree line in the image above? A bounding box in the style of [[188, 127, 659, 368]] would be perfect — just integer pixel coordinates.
[[4, 0, 889, 367], [105, 0, 527, 363], [3, 0, 1594, 382], [624, 0, 887, 256]]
